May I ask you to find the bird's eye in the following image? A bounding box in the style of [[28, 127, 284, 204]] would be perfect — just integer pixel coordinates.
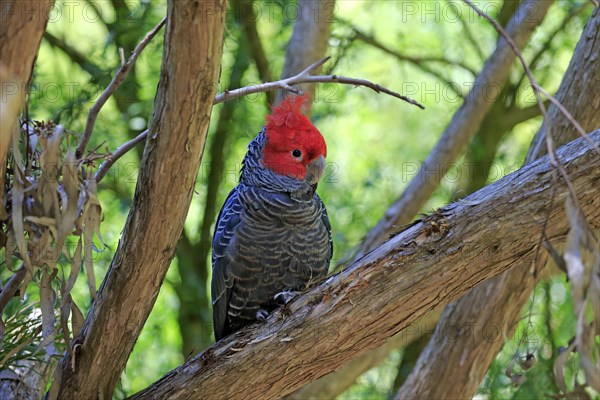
[[292, 149, 302, 158]]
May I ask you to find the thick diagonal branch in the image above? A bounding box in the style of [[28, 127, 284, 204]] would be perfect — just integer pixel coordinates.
[[395, 8, 600, 400], [130, 131, 600, 400]]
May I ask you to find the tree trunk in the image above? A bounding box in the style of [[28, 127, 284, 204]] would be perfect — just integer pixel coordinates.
[[0, 0, 51, 96], [129, 130, 600, 400], [395, 9, 600, 400], [0, 0, 53, 220], [54, 1, 227, 398]]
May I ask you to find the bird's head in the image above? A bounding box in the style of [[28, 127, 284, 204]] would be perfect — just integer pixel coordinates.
[[262, 95, 327, 186]]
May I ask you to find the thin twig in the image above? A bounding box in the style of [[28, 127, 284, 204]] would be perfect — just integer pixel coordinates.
[[94, 129, 148, 182], [214, 57, 425, 109], [448, 2, 486, 62], [75, 17, 166, 159]]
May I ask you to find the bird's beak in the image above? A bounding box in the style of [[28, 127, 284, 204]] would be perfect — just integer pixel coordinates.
[[305, 155, 326, 186]]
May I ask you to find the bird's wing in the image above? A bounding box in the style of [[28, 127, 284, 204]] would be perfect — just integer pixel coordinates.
[[318, 195, 334, 263], [211, 186, 243, 341]]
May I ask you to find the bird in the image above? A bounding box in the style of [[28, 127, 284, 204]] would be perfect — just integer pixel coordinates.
[[211, 95, 332, 341]]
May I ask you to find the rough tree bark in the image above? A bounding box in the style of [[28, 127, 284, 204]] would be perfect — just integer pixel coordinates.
[[0, 0, 53, 220], [395, 8, 600, 400], [0, 0, 51, 101], [284, 308, 442, 400], [349, 0, 552, 264], [129, 130, 600, 400], [54, 1, 227, 398], [274, 0, 335, 107]]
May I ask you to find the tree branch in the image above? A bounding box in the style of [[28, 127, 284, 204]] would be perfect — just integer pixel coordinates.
[[503, 102, 546, 128], [284, 307, 442, 400], [75, 17, 166, 159], [129, 131, 600, 400], [350, 28, 464, 98], [94, 130, 147, 182], [352, 28, 477, 77], [44, 32, 105, 80]]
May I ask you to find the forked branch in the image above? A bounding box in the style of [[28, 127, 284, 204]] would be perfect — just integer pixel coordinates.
[[75, 17, 166, 158], [214, 56, 424, 108]]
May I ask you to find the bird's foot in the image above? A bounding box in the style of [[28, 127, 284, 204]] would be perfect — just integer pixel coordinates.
[[256, 308, 269, 321], [274, 289, 301, 305]]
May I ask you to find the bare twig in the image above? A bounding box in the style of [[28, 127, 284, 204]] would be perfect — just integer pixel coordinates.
[[513, 4, 588, 91], [94, 129, 148, 182], [75, 17, 166, 158], [447, 2, 486, 62], [463, 1, 547, 120], [536, 84, 600, 155], [214, 57, 425, 109]]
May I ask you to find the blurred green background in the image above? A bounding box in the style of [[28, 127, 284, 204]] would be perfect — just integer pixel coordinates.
[[17, 0, 594, 398]]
